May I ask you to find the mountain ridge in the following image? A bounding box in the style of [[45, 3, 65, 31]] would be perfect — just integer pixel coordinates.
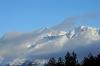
[[0, 26, 100, 66]]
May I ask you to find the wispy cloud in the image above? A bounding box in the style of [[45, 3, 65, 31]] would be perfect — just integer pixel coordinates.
[[51, 16, 77, 31]]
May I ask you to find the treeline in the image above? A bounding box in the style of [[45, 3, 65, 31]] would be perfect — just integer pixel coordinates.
[[6, 52, 100, 66], [45, 52, 100, 66]]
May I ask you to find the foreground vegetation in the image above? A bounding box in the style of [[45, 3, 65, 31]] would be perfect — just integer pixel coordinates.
[[6, 52, 100, 66], [45, 52, 100, 66]]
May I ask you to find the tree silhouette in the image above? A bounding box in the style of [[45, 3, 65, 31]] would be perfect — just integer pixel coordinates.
[[65, 52, 78, 66], [56, 57, 64, 66], [45, 52, 80, 66], [82, 53, 96, 66], [65, 52, 70, 66], [46, 58, 56, 66], [95, 53, 100, 66]]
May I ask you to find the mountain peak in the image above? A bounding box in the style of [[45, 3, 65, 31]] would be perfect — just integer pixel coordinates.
[[0, 25, 100, 66]]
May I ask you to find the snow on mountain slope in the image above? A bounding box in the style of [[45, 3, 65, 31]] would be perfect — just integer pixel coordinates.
[[0, 26, 100, 65]]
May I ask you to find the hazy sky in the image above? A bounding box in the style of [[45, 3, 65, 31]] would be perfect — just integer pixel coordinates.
[[0, 0, 100, 37]]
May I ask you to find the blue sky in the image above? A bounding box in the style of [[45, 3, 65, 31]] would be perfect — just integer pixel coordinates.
[[0, 0, 100, 37]]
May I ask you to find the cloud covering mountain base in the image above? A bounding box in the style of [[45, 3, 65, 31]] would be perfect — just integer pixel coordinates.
[[0, 25, 100, 65]]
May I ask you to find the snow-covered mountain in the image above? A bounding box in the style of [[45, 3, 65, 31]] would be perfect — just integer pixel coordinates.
[[0, 26, 100, 66]]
